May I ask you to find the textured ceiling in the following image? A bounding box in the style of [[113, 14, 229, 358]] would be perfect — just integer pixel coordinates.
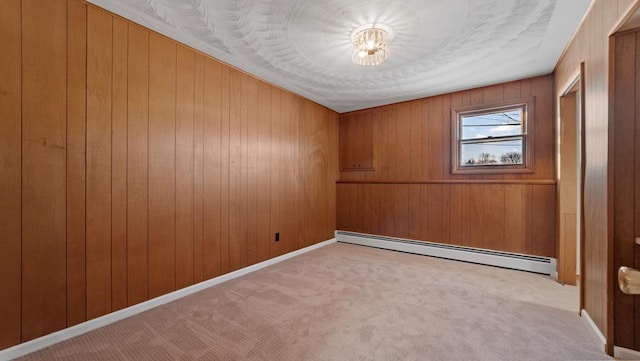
[[88, 0, 591, 113]]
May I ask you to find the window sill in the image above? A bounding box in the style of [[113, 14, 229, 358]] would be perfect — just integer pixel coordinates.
[[451, 166, 534, 175]]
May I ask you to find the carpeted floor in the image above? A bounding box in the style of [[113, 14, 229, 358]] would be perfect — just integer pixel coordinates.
[[17, 243, 611, 361]]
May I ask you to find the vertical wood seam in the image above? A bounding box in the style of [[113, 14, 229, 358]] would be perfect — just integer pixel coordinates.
[[64, 0, 69, 328], [124, 22, 129, 306], [82, 1, 88, 323], [146, 30, 150, 301], [174, 44, 178, 290], [109, 15, 114, 315], [20, 0, 24, 342]]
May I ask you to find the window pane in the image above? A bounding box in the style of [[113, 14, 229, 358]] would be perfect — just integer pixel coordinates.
[[461, 109, 522, 140], [460, 139, 523, 166]]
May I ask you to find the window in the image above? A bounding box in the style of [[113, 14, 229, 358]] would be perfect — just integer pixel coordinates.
[[451, 98, 533, 174]]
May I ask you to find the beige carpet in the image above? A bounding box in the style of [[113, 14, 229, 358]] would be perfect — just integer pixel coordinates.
[[17, 243, 610, 361]]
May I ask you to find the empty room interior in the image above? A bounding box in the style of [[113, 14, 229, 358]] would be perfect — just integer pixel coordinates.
[[3, 0, 640, 360]]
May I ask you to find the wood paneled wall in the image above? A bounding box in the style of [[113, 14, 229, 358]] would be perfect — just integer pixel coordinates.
[[337, 76, 557, 257], [554, 0, 637, 349], [338, 183, 556, 257], [612, 28, 640, 351], [0, 0, 338, 349]]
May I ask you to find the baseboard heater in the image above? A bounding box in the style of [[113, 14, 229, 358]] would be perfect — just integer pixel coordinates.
[[336, 231, 556, 276]]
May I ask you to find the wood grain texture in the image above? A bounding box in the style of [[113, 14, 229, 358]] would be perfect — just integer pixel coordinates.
[[21, 0, 68, 341], [111, 16, 128, 312], [0, 0, 22, 348], [86, 6, 113, 319], [282, 92, 300, 254], [504, 185, 524, 254], [339, 76, 554, 183], [635, 28, 640, 352], [193, 53, 205, 283], [613, 30, 637, 350], [426, 184, 444, 244], [203, 58, 222, 279], [483, 184, 505, 250], [256, 82, 272, 261], [270, 87, 283, 258], [238, 72, 250, 261], [175, 45, 195, 290], [409, 101, 424, 181], [554, 0, 636, 344], [336, 76, 557, 258], [336, 182, 556, 257], [148, 33, 177, 299], [246, 76, 259, 264], [126, 23, 149, 307], [228, 68, 244, 269], [340, 111, 374, 171], [1, 1, 339, 349], [66, 0, 87, 328], [219, 66, 231, 274], [558, 92, 578, 285], [532, 185, 556, 257]]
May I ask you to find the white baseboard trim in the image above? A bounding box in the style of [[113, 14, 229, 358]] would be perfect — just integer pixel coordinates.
[[580, 309, 607, 348], [0, 238, 336, 361], [614, 346, 640, 360], [336, 231, 556, 276]]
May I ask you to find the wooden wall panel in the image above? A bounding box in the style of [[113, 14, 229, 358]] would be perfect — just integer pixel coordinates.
[[409, 101, 424, 181], [219, 66, 231, 274], [270, 87, 284, 258], [21, 0, 68, 341], [257, 82, 272, 261], [175, 45, 195, 290], [337, 182, 556, 257], [148, 34, 177, 299], [426, 184, 444, 244], [531, 185, 556, 257], [408, 184, 422, 239], [0, 0, 22, 348], [396, 103, 411, 180], [246, 76, 259, 264], [449, 185, 464, 245], [203, 58, 222, 279], [613, 29, 638, 350], [337, 76, 557, 257], [282, 92, 300, 254], [193, 53, 205, 283], [558, 91, 578, 285], [66, 0, 87, 328], [126, 24, 149, 306], [554, 0, 634, 344], [634, 28, 640, 351], [327, 110, 339, 238], [504, 185, 524, 254], [86, 7, 113, 319], [111, 17, 128, 312], [238, 72, 250, 263], [483, 184, 505, 250], [468, 185, 485, 249], [339, 76, 555, 183], [1, 1, 338, 349], [229, 69, 244, 269]]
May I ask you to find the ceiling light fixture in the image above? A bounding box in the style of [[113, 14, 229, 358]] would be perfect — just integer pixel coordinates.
[[351, 25, 391, 67]]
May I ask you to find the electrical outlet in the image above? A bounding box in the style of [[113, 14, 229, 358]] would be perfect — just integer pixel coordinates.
[[275, 232, 280, 242]]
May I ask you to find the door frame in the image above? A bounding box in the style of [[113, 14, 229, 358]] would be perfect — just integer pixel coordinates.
[[557, 64, 586, 308]]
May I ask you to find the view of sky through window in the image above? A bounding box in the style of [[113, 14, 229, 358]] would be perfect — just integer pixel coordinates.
[[460, 109, 523, 166]]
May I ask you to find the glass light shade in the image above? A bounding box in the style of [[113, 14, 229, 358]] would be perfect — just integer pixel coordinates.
[[351, 27, 390, 67]]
